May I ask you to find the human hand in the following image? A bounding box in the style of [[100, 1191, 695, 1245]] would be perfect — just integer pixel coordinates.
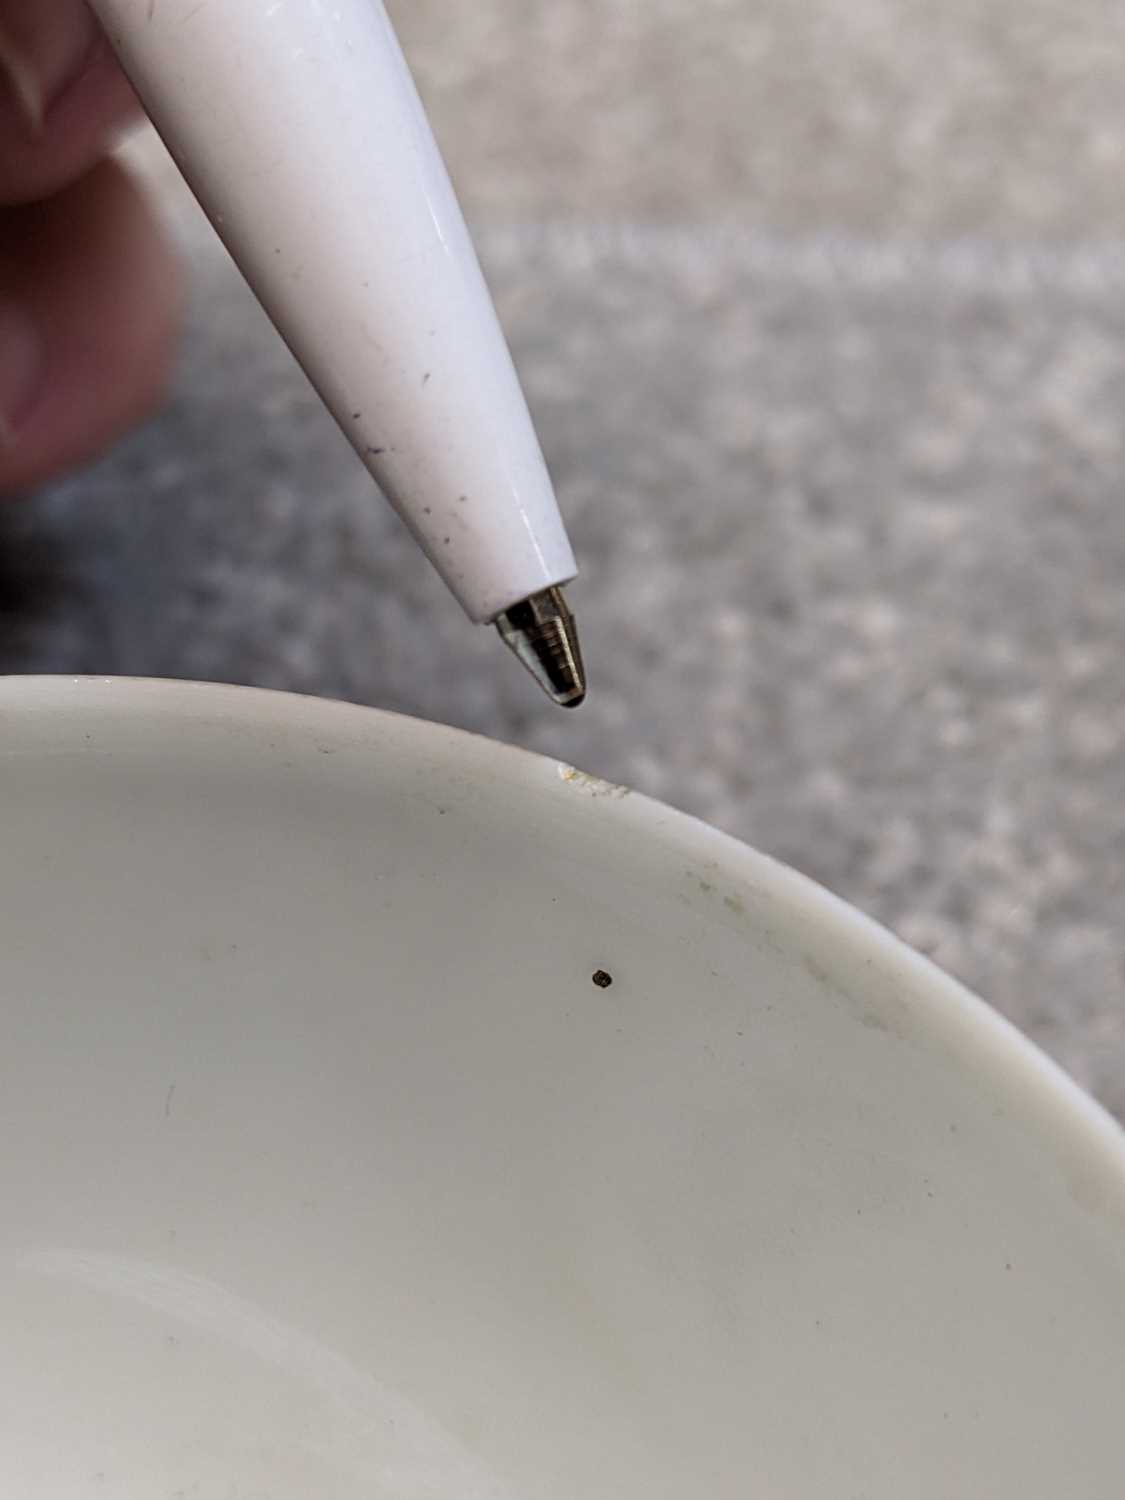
[[0, 0, 182, 493]]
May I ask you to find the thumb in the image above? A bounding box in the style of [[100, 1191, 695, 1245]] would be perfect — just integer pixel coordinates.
[[0, 0, 139, 204], [0, 157, 184, 494]]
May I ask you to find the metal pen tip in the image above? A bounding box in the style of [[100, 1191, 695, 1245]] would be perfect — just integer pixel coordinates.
[[496, 586, 586, 708]]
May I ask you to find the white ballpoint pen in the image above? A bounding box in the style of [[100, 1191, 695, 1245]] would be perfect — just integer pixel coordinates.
[[87, 0, 585, 706]]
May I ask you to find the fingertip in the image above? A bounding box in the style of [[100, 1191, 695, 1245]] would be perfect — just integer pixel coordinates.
[[0, 26, 141, 205], [0, 157, 185, 494]]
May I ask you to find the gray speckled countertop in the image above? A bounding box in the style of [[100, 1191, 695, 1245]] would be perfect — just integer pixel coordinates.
[[3, 0, 1124, 1115]]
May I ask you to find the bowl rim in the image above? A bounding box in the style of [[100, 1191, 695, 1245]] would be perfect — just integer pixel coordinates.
[[3, 672, 1123, 1223]]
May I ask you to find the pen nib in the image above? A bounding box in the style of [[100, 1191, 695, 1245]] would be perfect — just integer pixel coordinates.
[[496, 586, 586, 708]]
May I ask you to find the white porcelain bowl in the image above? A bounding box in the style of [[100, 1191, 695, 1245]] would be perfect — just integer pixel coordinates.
[[1, 677, 1122, 1498]]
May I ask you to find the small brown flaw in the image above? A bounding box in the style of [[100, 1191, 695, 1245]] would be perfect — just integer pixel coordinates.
[[592, 969, 613, 989]]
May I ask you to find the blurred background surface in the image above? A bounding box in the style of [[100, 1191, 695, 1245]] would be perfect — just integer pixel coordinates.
[[3, 0, 1125, 1113]]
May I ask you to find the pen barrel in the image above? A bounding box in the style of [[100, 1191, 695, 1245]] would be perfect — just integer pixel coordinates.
[[90, 0, 577, 622]]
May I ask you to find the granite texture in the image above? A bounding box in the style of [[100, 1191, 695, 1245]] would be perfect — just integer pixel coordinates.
[[392, 0, 1125, 239], [2, 2, 1125, 1117]]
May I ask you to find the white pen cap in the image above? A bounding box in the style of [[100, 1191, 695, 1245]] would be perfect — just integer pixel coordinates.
[[90, 0, 578, 623]]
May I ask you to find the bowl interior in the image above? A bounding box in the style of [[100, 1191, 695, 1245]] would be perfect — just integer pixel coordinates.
[[1, 679, 1123, 1499]]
